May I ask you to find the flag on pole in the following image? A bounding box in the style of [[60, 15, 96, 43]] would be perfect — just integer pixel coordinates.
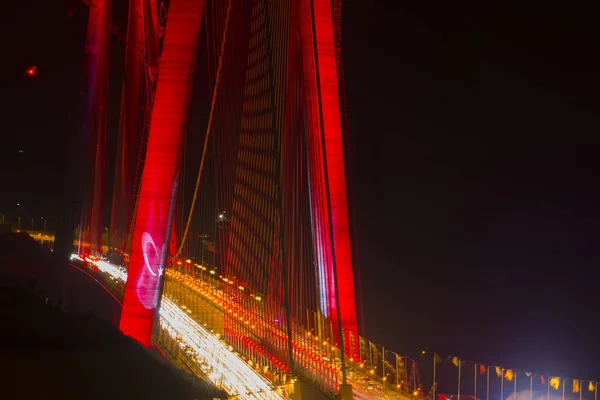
[[505, 370, 514, 381], [395, 353, 404, 369], [480, 365, 486, 375], [359, 337, 368, 360], [589, 382, 595, 392], [385, 360, 395, 375], [526, 372, 532, 377], [370, 342, 380, 366], [496, 366, 503, 378], [573, 380, 580, 393], [542, 376, 546, 384], [550, 377, 560, 390], [434, 353, 442, 364], [452, 357, 460, 367], [201, 239, 219, 254]]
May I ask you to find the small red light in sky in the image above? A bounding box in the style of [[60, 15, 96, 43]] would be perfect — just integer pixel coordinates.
[[26, 66, 36, 77], [68, 10, 75, 17]]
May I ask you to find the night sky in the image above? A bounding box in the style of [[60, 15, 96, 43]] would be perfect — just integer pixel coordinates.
[[344, 0, 600, 382], [2, 0, 600, 389]]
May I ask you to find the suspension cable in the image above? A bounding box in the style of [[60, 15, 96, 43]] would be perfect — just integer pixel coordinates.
[[176, 0, 232, 257]]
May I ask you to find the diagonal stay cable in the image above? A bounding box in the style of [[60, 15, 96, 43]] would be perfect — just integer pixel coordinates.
[[176, 0, 233, 257]]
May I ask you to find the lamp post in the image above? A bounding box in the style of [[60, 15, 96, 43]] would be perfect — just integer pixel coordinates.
[[422, 350, 437, 400], [198, 233, 209, 264], [386, 350, 403, 391], [382, 345, 386, 388]]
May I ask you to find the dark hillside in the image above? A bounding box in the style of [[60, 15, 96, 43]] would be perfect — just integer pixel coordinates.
[[0, 233, 226, 399]]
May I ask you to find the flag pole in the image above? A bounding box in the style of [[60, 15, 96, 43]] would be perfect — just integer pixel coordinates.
[[413, 359, 417, 395], [405, 355, 409, 393], [581, 381, 583, 400], [486, 367, 490, 400], [547, 378, 550, 400], [433, 356, 437, 400], [382, 346, 386, 388], [562, 378, 565, 400], [458, 358, 462, 400], [395, 353, 400, 391], [515, 372, 517, 398], [474, 363, 477, 400], [501, 369, 505, 400], [530, 374, 533, 400], [595, 381, 598, 400]]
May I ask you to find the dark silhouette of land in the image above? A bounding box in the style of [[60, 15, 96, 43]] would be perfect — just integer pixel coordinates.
[[0, 232, 226, 399]]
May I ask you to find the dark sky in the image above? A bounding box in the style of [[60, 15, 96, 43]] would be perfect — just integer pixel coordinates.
[[344, 0, 600, 383], [0, 0, 86, 223], [2, 0, 600, 390]]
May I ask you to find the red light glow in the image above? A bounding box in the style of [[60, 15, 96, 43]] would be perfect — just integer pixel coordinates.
[[119, 0, 205, 347], [300, 0, 359, 357], [26, 66, 36, 77]]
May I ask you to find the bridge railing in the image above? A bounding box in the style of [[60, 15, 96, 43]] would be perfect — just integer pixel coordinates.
[[73, 254, 423, 399], [163, 267, 342, 397], [165, 265, 422, 400]]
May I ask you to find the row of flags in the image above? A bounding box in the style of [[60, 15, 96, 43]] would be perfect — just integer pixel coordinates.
[[445, 356, 597, 393]]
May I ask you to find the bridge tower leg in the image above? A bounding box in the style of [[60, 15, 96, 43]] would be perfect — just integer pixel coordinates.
[[288, 378, 332, 400], [337, 384, 353, 400], [110, 0, 155, 253], [119, 0, 205, 346], [81, 0, 111, 257], [289, 380, 303, 400], [300, 0, 360, 361]]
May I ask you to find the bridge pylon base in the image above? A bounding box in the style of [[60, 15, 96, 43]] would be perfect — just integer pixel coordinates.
[[288, 377, 332, 400], [289, 379, 302, 400], [337, 384, 353, 400]]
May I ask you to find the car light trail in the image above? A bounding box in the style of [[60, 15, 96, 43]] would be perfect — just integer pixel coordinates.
[[71, 254, 128, 281], [96, 260, 128, 281], [71, 255, 286, 399], [72, 255, 411, 400], [159, 297, 285, 399]]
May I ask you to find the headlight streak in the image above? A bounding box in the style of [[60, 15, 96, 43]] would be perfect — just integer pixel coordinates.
[[159, 297, 285, 400], [71, 255, 286, 399], [71, 256, 409, 400], [95, 260, 128, 281]]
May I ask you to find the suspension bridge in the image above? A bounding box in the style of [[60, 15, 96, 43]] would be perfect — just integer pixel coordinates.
[[49, 0, 422, 398]]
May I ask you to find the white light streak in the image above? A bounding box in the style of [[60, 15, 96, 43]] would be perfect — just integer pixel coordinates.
[[71, 255, 409, 400], [95, 260, 128, 281], [71, 256, 286, 399], [159, 298, 285, 400]]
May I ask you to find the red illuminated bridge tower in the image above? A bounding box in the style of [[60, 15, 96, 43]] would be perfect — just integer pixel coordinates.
[[80, 0, 362, 392]]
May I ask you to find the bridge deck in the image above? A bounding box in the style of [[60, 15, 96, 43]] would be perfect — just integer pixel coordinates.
[[70, 255, 418, 400]]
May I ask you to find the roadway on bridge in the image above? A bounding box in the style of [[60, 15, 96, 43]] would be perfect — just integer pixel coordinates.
[[74, 255, 415, 400]]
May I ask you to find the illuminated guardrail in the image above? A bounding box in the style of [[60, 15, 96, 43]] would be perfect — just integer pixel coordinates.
[[71, 254, 287, 399]]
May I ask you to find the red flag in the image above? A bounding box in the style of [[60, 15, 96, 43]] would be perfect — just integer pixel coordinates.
[[480, 365, 486, 375], [541, 376, 546, 384], [202, 239, 218, 254]]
